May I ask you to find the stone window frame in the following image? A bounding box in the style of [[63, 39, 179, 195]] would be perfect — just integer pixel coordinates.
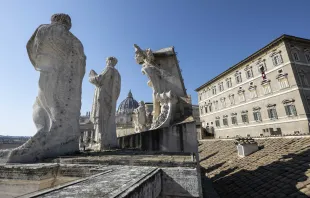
[[248, 83, 257, 99], [267, 104, 278, 120], [204, 102, 208, 114], [213, 101, 218, 111], [228, 94, 235, 105], [226, 77, 232, 88], [290, 45, 300, 62], [208, 101, 212, 112], [253, 107, 262, 122], [206, 87, 211, 97], [270, 50, 283, 66], [256, 58, 267, 73], [212, 85, 217, 95], [237, 87, 246, 102], [235, 71, 242, 84], [282, 99, 297, 117], [261, 79, 272, 95], [307, 96, 310, 107], [223, 115, 229, 126], [276, 71, 289, 89], [200, 106, 204, 115], [241, 110, 249, 123], [231, 113, 238, 125], [215, 116, 221, 127], [298, 70, 309, 87], [202, 89, 207, 100], [304, 49, 310, 63], [218, 82, 224, 92], [245, 65, 254, 79], [220, 97, 226, 108]]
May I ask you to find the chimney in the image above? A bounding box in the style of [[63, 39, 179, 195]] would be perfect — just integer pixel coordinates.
[[234, 137, 259, 157]]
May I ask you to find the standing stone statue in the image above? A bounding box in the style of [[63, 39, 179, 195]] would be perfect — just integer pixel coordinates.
[[3, 14, 86, 163], [89, 57, 121, 150], [133, 101, 148, 132]]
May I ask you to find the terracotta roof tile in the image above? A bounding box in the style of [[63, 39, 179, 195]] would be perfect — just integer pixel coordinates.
[[199, 137, 310, 197]]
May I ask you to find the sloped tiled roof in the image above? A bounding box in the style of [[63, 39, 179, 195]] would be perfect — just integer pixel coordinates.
[[199, 137, 310, 197]]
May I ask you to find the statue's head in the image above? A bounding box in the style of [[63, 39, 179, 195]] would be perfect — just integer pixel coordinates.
[[139, 101, 145, 106], [145, 48, 155, 63], [106, 56, 118, 67], [51, 13, 72, 30], [134, 44, 146, 64]]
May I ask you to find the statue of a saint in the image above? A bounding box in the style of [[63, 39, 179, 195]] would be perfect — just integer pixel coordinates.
[[133, 101, 148, 132], [5, 14, 86, 163], [89, 57, 121, 150]]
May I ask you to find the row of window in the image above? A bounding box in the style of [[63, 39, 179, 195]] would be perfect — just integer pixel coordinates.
[[210, 101, 297, 128], [291, 46, 310, 63], [199, 51, 284, 100], [200, 71, 293, 115], [199, 48, 310, 101]]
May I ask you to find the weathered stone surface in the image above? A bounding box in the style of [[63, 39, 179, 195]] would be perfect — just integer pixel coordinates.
[[0, 13, 86, 163], [0, 157, 201, 198], [54, 151, 197, 168], [89, 57, 121, 150], [161, 167, 201, 197], [133, 44, 192, 130], [35, 166, 160, 198]]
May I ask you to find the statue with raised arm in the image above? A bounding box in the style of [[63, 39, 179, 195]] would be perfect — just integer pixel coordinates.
[[4, 14, 86, 163], [89, 57, 121, 150]]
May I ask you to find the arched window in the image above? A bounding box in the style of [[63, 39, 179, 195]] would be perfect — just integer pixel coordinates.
[[292, 50, 300, 61]]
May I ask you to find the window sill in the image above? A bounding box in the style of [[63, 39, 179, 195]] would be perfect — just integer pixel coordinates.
[[286, 115, 297, 118]]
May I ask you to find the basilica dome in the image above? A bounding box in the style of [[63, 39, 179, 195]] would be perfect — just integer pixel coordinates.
[[116, 90, 139, 114]]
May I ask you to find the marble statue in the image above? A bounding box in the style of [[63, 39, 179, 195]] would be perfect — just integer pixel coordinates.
[[133, 101, 148, 132], [3, 14, 86, 163], [145, 104, 153, 129], [89, 57, 121, 150], [134, 44, 191, 130]]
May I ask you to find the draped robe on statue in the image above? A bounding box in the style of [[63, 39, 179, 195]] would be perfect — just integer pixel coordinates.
[[89, 66, 121, 150], [3, 22, 86, 163]]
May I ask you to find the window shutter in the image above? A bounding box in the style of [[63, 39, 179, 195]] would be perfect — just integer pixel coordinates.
[[274, 109, 278, 119], [267, 109, 271, 118], [253, 112, 257, 121], [292, 105, 297, 116], [284, 105, 289, 116]]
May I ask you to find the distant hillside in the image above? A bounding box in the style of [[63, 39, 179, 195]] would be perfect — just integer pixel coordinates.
[[0, 135, 30, 144]]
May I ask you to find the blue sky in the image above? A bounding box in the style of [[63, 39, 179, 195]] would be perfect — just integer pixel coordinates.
[[0, 0, 309, 136]]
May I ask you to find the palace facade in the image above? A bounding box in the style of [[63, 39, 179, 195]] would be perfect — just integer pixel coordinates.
[[196, 35, 310, 139]]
